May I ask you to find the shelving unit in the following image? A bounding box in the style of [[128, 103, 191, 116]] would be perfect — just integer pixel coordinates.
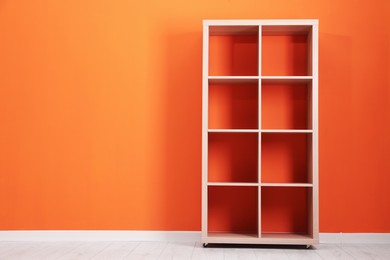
[[202, 20, 318, 246]]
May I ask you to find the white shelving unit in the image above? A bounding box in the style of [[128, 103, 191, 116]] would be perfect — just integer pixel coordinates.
[[202, 19, 319, 246]]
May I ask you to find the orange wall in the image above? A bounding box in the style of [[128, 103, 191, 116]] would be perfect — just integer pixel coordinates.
[[0, 0, 389, 232]]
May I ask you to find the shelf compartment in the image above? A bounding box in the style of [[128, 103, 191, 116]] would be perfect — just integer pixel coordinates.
[[261, 30, 310, 76], [208, 132, 258, 183], [261, 187, 311, 235], [261, 133, 309, 184], [262, 81, 311, 130], [209, 29, 259, 76], [208, 186, 258, 235], [209, 82, 258, 129]]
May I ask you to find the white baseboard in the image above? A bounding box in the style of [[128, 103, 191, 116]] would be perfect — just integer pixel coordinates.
[[0, 231, 200, 242], [0, 231, 389, 244], [320, 233, 390, 244]]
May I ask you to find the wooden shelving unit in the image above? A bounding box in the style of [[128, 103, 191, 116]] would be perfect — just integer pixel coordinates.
[[202, 20, 319, 246]]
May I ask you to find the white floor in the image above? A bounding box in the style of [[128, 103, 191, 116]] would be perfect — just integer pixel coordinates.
[[0, 241, 389, 259]]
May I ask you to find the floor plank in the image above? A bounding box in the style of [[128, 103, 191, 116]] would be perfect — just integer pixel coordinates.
[[191, 242, 224, 260], [252, 248, 289, 260], [284, 247, 322, 260], [20, 242, 81, 260], [124, 241, 167, 260], [90, 241, 139, 260], [367, 244, 390, 260], [0, 242, 50, 260], [55, 241, 110, 260], [313, 244, 355, 259], [223, 247, 257, 260], [340, 244, 389, 260], [0, 242, 23, 257], [157, 242, 195, 260]]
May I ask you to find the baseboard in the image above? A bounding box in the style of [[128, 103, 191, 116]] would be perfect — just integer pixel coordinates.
[[0, 231, 200, 242], [0, 231, 389, 244], [320, 233, 390, 244]]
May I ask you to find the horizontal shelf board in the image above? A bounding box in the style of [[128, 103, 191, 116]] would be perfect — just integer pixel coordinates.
[[209, 76, 259, 84], [261, 183, 313, 187], [261, 233, 313, 239], [208, 129, 259, 133], [261, 76, 312, 84], [208, 182, 259, 187], [261, 129, 313, 133], [208, 232, 258, 239]]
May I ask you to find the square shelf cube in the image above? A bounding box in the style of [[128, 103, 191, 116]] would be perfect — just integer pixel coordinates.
[[262, 27, 311, 76], [261, 133, 310, 184], [209, 82, 258, 129], [261, 187, 311, 235], [208, 186, 258, 236], [209, 27, 259, 76], [208, 132, 258, 183], [262, 81, 311, 130]]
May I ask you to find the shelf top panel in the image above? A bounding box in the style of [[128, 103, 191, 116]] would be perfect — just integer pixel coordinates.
[[205, 20, 317, 36], [204, 19, 318, 26]]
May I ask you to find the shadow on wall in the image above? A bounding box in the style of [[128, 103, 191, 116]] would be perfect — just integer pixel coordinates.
[[160, 30, 202, 230], [318, 32, 352, 232]]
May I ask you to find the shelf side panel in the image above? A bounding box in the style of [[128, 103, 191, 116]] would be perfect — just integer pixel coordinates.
[[202, 24, 210, 238], [311, 23, 319, 241], [258, 25, 263, 237]]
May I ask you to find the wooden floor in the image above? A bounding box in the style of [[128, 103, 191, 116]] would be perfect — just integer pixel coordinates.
[[0, 241, 389, 259]]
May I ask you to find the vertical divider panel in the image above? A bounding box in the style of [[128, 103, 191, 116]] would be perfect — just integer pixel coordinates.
[[257, 24, 262, 238], [311, 22, 319, 241], [202, 23, 209, 239]]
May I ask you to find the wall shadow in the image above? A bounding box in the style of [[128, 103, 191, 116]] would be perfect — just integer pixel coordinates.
[[160, 30, 202, 230]]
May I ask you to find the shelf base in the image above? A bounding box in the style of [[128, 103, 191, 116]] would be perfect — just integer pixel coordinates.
[[208, 232, 258, 239], [261, 232, 313, 239], [203, 232, 317, 245]]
